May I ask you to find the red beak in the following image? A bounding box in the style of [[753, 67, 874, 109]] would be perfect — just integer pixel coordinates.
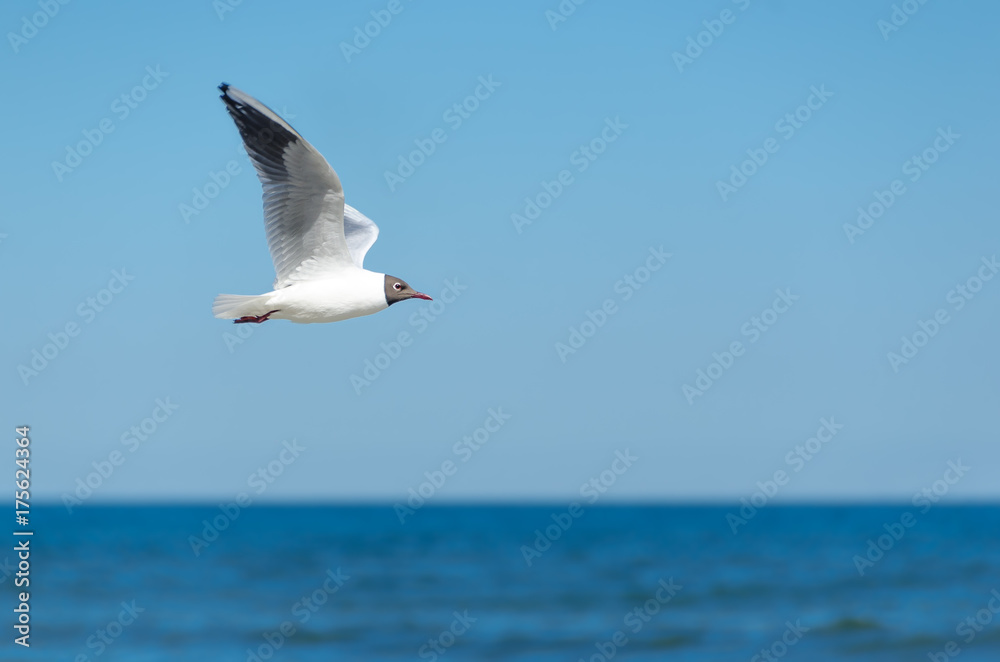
[[412, 292, 432, 301]]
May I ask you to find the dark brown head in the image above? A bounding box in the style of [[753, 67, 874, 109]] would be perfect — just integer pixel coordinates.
[[384, 274, 432, 306]]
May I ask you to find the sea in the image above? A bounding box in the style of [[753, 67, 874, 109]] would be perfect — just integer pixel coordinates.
[[5, 505, 1000, 661]]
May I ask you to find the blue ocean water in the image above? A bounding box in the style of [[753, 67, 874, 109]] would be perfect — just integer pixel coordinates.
[[6, 505, 1000, 661]]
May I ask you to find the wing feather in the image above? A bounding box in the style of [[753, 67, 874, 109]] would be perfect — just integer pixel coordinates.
[[343, 204, 379, 268], [219, 84, 365, 288]]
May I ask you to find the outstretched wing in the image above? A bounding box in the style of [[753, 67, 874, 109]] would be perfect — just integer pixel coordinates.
[[343, 204, 379, 268], [219, 84, 356, 288]]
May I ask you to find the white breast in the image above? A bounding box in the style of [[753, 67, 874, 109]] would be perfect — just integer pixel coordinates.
[[269, 269, 388, 324]]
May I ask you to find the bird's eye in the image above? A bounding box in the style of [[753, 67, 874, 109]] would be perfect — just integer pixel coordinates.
[[393, 282, 402, 291]]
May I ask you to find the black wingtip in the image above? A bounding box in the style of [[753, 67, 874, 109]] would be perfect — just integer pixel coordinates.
[[219, 82, 230, 95]]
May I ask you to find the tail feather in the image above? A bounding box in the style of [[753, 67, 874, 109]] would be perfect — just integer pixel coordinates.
[[213, 293, 273, 320]]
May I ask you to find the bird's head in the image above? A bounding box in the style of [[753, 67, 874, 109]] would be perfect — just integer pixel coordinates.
[[384, 275, 432, 305]]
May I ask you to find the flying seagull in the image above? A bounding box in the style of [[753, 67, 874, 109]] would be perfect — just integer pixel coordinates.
[[213, 83, 430, 324]]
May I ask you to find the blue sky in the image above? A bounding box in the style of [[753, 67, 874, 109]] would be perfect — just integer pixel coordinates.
[[3, 0, 998, 505]]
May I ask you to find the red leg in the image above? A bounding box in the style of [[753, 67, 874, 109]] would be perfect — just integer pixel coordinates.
[[234, 310, 280, 324]]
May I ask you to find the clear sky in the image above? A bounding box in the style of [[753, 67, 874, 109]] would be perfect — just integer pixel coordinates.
[[4, 0, 998, 505]]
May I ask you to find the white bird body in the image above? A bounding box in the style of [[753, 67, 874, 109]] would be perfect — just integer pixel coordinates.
[[213, 270, 388, 324], [212, 84, 429, 325]]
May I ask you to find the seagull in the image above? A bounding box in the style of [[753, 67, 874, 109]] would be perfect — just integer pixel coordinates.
[[212, 83, 430, 325]]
